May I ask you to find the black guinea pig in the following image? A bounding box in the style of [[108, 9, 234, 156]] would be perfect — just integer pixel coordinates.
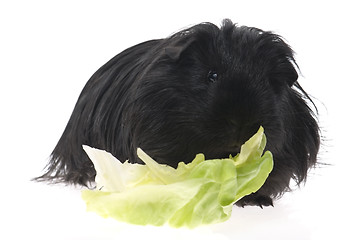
[[36, 19, 320, 207]]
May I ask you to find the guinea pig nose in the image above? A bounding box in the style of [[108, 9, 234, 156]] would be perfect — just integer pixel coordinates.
[[228, 119, 242, 130]]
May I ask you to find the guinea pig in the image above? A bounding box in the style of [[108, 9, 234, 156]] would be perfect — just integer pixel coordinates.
[[36, 19, 320, 207]]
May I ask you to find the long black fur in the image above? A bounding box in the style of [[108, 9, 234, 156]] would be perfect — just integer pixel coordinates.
[[36, 19, 320, 207]]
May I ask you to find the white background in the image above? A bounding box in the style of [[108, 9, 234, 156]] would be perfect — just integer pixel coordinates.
[[1, 0, 360, 239]]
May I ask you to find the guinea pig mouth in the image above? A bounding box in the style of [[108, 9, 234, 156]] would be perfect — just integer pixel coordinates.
[[205, 145, 241, 160]]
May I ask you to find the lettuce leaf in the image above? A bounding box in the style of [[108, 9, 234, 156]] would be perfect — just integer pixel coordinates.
[[81, 126, 273, 228]]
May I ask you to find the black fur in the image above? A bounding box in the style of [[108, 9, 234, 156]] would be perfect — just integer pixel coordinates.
[[36, 19, 320, 207]]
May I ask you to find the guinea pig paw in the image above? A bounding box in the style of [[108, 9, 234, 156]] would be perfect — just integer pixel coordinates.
[[236, 193, 274, 208]]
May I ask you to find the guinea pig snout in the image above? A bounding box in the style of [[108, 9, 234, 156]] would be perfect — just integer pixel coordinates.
[[206, 145, 241, 160], [226, 119, 258, 142], [220, 145, 242, 157], [205, 123, 254, 159]]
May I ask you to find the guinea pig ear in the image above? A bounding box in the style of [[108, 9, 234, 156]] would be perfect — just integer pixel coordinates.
[[273, 59, 299, 87], [283, 60, 299, 86], [164, 36, 196, 61]]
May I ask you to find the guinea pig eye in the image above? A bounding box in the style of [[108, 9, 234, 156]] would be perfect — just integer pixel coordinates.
[[207, 71, 218, 83]]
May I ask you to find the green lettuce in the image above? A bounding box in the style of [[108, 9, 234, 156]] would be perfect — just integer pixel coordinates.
[[81, 126, 273, 228]]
